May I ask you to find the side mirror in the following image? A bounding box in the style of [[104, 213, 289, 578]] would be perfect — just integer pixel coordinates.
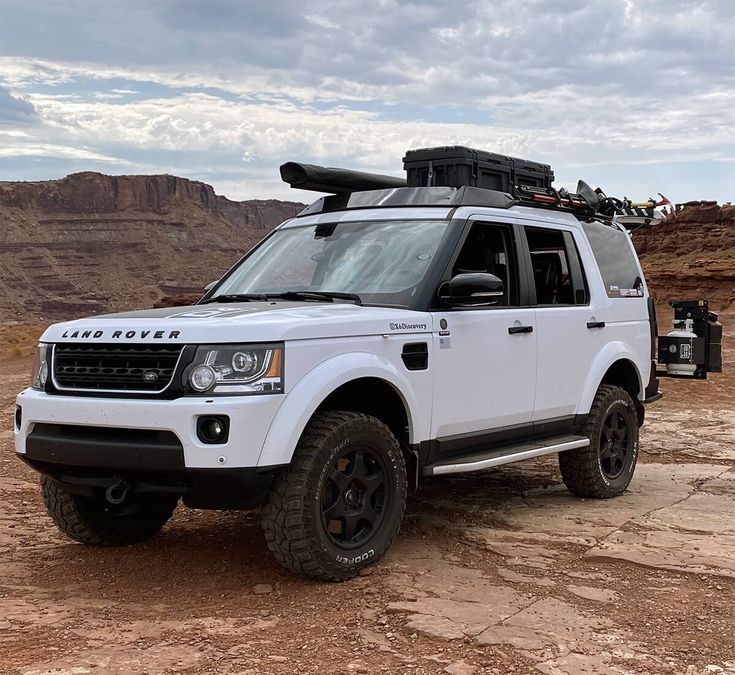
[[204, 280, 219, 293], [440, 273, 504, 306]]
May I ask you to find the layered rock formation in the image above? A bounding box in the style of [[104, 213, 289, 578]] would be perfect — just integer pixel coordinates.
[[1, 173, 731, 323], [0, 172, 303, 320], [633, 201, 735, 318]]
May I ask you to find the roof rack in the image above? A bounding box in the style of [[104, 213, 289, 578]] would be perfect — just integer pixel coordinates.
[[512, 183, 607, 218], [295, 186, 517, 217], [280, 157, 668, 226]]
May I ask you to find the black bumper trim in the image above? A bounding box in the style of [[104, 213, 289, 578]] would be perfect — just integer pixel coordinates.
[[26, 423, 185, 472], [19, 452, 287, 511], [643, 392, 664, 404]]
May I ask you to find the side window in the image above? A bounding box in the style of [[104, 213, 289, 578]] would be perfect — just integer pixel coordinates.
[[525, 226, 588, 305], [582, 221, 644, 298], [451, 223, 517, 306]]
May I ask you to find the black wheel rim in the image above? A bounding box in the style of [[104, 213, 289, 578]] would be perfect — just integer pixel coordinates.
[[599, 410, 632, 479], [320, 444, 388, 550]]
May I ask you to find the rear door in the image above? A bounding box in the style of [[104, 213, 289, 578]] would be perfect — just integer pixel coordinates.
[[519, 221, 605, 422]]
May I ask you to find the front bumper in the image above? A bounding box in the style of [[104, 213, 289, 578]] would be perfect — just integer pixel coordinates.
[[14, 387, 285, 470]]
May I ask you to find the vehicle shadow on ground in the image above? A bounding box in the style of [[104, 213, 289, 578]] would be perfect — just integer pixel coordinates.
[[20, 462, 564, 599]]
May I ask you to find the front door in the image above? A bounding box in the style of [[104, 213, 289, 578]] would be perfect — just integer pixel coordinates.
[[430, 221, 537, 458]]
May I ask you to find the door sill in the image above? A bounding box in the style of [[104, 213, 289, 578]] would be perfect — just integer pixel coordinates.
[[424, 434, 590, 476]]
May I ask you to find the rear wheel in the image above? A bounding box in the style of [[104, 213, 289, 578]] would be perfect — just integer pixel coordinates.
[[262, 411, 407, 581], [41, 477, 178, 546], [559, 384, 639, 498]]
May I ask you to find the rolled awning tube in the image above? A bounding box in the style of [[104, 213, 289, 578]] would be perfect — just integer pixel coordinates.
[[280, 162, 407, 193]]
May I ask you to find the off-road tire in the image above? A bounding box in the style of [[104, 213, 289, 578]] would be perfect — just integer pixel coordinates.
[[559, 384, 639, 499], [262, 411, 407, 581], [41, 476, 178, 546]]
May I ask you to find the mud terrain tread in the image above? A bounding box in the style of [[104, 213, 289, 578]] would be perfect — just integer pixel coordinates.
[[262, 411, 406, 581], [41, 476, 177, 546], [559, 384, 638, 499], [42, 476, 104, 544]]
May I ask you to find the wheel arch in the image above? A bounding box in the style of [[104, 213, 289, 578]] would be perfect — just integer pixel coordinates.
[[316, 377, 410, 445], [600, 359, 642, 401], [257, 353, 423, 469], [578, 343, 645, 416]]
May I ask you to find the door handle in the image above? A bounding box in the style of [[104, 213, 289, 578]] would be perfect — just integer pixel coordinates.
[[587, 321, 606, 329], [508, 325, 533, 334]]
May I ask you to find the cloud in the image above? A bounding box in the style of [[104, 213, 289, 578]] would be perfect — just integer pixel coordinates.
[[2, 1, 733, 103], [0, 143, 122, 162], [0, 0, 732, 202], [0, 85, 38, 124]]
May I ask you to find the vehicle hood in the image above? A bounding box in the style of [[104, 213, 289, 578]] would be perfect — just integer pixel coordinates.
[[41, 302, 434, 344]]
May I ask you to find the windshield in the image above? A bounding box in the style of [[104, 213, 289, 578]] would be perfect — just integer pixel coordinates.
[[215, 219, 449, 307]]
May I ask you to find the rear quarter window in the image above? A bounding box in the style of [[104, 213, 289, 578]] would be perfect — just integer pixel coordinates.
[[582, 221, 644, 298]]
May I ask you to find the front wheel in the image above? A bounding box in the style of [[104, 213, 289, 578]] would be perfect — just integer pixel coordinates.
[[262, 411, 407, 581], [41, 477, 179, 546], [559, 384, 639, 498]]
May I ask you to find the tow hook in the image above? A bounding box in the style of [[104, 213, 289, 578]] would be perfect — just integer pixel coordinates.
[[105, 476, 131, 505]]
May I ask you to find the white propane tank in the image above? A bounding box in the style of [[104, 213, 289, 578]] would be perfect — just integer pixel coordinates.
[[666, 318, 698, 376]]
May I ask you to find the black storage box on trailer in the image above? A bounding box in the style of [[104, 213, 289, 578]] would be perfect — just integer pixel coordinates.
[[403, 146, 554, 191]]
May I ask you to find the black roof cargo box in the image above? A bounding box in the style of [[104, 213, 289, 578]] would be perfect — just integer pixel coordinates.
[[513, 156, 555, 189], [403, 145, 553, 192]]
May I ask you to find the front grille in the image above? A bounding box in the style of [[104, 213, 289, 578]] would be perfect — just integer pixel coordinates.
[[53, 343, 183, 392]]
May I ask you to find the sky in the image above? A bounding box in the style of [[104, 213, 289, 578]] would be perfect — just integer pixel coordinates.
[[0, 0, 733, 203]]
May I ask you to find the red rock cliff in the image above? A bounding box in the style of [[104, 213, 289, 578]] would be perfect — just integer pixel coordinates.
[[0, 172, 303, 320], [633, 201, 735, 317]]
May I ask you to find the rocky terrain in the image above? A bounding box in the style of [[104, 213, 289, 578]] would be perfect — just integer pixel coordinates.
[[0, 172, 303, 321], [0, 334, 733, 674], [0, 181, 733, 673]]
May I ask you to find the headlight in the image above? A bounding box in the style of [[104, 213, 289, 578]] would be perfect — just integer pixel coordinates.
[[30, 344, 50, 390], [184, 344, 283, 395]]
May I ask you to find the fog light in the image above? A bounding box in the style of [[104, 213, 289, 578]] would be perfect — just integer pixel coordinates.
[[197, 415, 229, 444], [15, 405, 22, 431]]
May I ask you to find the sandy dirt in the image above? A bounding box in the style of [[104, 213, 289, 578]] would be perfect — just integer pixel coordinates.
[[1, 325, 733, 675]]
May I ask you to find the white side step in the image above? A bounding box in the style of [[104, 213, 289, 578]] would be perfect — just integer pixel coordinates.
[[428, 435, 590, 476]]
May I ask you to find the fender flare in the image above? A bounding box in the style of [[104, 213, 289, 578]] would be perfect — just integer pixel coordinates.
[[577, 342, 645, 415], [257, 352, 423, 468]]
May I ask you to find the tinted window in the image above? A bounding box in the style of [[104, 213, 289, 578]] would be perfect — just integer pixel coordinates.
[[451, 223, 517, 306], [582, 221, 644, 298], [525, 227, 588, 305]]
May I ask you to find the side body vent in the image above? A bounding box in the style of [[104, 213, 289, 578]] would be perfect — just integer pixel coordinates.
[[401, 343, 429, 371]]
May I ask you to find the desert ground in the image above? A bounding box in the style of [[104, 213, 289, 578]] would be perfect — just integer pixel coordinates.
[[1, 323, 733, 675]]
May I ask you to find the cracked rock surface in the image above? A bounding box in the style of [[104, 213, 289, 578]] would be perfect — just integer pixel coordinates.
[[1, 321, 734, 674]]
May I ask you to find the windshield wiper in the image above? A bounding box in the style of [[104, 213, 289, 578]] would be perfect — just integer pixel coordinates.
[[200, 293, 270, 304], [268, 291, 363, 305], [201, 290, 363, 306]]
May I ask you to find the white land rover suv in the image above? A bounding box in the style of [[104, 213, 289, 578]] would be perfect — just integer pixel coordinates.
[[14, 152, 721, 581]]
